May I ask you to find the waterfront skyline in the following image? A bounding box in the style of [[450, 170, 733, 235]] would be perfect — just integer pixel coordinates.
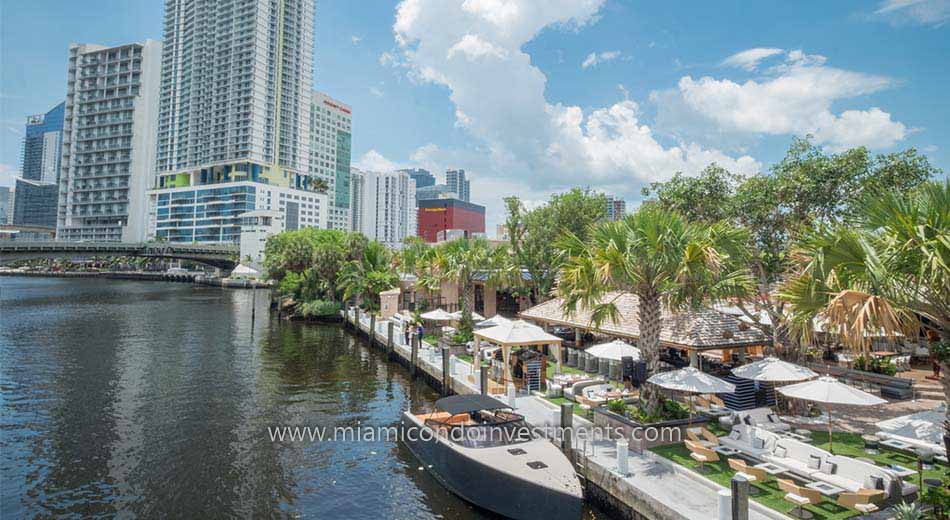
[[1, 0, 949, 234]]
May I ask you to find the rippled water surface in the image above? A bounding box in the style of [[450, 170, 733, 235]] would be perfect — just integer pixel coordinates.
[[0, 277, 502, 518]]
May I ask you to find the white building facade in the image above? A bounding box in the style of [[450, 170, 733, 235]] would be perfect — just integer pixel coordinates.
[[349, 168, 416, 249], [147, 0, 324, 244], [57, 40, 162, 242], [310, 91, 351, 231]]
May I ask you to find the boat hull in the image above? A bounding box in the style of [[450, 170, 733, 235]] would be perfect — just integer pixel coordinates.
[[400, 412, 583, 520]]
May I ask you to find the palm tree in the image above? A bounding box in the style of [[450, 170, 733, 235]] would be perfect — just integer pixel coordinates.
[[432, 237, 511, 335], [558, 207, 752, 416], [781, 180, 949, 443], [337, 241, 398, 311]]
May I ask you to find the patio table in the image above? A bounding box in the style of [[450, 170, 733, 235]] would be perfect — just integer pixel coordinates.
[[805, 481, 847, 497], [753, 462, 788, 476], [713, 446, 743, 457], [886, 463, 917, 478], [870, 351, 898, 358]]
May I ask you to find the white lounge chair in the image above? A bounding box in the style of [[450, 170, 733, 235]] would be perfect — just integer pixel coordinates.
[[734, 407, 791, 432]]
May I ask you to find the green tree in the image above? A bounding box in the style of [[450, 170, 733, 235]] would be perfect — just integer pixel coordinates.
[[781, 180, 949, 431], [504, 188, 608, 305], [431, 237, 510, 336], [643, 138, 938, 352], [558, 207, 751, 416], [337, 241, 398, 311]]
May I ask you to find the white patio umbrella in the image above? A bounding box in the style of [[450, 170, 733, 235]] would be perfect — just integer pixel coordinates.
[[585, 339, 642, 362], [420, 308, 454, 322], [450, 310, 486, 322], [647, 367, 736, 425], [778, 376, 886, 453], [731, 357, 817, 382], [476, 314, 511, 328]]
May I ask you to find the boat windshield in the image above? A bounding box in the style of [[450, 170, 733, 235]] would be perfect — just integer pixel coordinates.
[[424, 409, 535, 448]]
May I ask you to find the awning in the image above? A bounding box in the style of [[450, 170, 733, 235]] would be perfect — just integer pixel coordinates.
[[435, 394, 510, 415]]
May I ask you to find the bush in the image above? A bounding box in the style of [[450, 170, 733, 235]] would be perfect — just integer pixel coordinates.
[[298, 299, 342, 318], [853, 355, 898, 376], [607, 399, 627, 415]]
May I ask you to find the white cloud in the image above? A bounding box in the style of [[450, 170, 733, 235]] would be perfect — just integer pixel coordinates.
[[720, 47, 784, 71], [447, 34, 509, 61], [369, 86, 384, 97], [874, 0, 950, 26], [389, 0, 756, 200], [354, 150, 402, 172], [351, 35, 362, 45], [922, 144, 939, 153], [657, 49, 907, 151], [581, 50, 622, 69]]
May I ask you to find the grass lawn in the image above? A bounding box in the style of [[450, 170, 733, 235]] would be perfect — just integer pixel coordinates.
[[544, 396, 588, 417], [650, 430, 947, 520], [455, 353, 474, 364]]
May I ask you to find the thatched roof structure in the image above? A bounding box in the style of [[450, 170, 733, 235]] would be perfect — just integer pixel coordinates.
[[520, 292, 769, 351]]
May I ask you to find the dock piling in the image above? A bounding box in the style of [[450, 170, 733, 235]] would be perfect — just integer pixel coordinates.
[[730, 474, 750, 520], [480, 364, 488, 395], [386, 322, 394, 358], [369, 314, 376, 346], [410, 335, 419, 377], [560, 402, 573, 454], [441, 346, 451, 396]]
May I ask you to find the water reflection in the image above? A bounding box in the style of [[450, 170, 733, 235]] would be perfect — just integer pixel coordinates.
[[0, 278, 490, 518]]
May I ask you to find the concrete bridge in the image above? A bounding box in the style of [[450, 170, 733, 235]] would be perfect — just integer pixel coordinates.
[[0, 241, 239, 270]]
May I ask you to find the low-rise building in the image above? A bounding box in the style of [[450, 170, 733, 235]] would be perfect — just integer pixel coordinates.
[[417, 198, 485, 243], [146, 180, 327, 243]]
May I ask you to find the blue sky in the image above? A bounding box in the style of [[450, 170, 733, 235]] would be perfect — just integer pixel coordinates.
[[1, 0, 948, 231]]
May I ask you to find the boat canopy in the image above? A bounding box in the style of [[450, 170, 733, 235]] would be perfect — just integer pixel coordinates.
[[435, 395, 510, 415]]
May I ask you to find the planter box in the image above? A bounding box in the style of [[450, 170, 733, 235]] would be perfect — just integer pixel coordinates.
[[437, 337, 469, 357], [593, 406, 710, 450]]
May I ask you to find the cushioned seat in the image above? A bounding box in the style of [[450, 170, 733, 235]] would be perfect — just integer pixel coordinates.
[[763, 438, 831, 479], [718, 425, 779, 459]]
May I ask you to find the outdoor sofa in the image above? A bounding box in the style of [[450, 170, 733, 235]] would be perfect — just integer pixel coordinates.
[[721, 425, 918, 503]]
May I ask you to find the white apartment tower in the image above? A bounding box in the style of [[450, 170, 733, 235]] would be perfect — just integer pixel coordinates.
[[148, 0, 326, 243], [310, 91, 352, 231], [57, 40, 162, 242], [349, 168, 416, 249]]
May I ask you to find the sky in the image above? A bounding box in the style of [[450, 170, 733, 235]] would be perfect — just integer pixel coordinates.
[[1, 0, 948, 233]]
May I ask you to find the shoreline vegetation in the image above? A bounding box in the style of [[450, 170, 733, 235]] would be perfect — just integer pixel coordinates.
[[260, 138, 948, 430]]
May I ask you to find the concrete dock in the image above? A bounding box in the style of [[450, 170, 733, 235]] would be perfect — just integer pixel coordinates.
[[342, 309, 788, 520]]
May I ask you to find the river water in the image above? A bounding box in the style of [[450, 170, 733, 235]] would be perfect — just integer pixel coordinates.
[[1, 277, 515, 518]]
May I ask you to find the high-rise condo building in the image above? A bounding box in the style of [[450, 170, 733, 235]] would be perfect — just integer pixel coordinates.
[[13, 103, 64, 231], [605, 195, 626, 221], [57, 41, 162, 242], [445, 169, 470, 202], [22, 102, 65, 184], [398, 168, 435, 189], [14, 178, 59, 229], [0, 186, 11, 224], [148, 0, 326, 243], [349, 167, 416, 249], [310, 91, 351, 231]]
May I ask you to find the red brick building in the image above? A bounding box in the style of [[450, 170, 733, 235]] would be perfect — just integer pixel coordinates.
[[417, 198, 486, 243]]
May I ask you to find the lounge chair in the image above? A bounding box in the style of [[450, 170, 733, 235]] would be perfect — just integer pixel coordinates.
[[727, 458, 768, 492], [733, 407, 791, 432], [778, 479, 822, 519], [836, 489, 884, 514], [685, 440, 720, 473], [686, 426, 719, 448]]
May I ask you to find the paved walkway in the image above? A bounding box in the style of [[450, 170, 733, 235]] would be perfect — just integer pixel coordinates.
[[511, 396, 787, 520]]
